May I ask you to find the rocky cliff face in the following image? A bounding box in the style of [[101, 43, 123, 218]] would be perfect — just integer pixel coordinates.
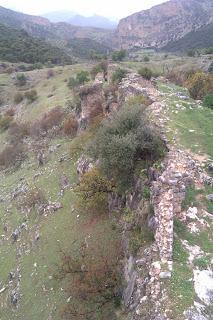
[[115, 0, 213, 49]]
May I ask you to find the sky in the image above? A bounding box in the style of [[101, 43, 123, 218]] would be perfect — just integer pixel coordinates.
[[0, 0, 167, 20]]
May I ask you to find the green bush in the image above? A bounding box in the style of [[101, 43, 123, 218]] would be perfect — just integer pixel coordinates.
[[68, 70, 90, 89], [24, 90, 38, 103], [205, 47, 213, 54], [90, 104, 165, 190], [203, 94, 213, 109], [186, 72, 213, 99], [67, 77, 79, 89], [76, 70, 90, 84], [138, 67, 153, 80], [14, 92, 24, 104], [144, 56, 150, 62], [208, 62, 213, 73], [187, 49, 196, 57], [90, 60, 108, 80], [16, 74, 27, 86], [0, 115, 13, 131], [112, 49, 126, 61], [112, 68, 127, 84]]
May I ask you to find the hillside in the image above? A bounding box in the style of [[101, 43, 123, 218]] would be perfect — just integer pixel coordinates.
[[162, 22, 213, 52], [0, 53, 212, 320], [0, 6, 112, 48], [0, 23, 73, 64], [115, 0, 213, 49]]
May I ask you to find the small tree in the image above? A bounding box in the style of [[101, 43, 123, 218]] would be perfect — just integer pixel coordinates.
[[67, 77, 79, 89], [16, 74, 27, 86], [138, 67, 153, 80], [75, 167, 114, 214], [68, 71, 90, 89], [112, 68, 127, 83], [203, 94, 213, 109], [56, 240, 122, 320], [76, 70, 90, 85], [24, 90, 38, 103], [63, 116, 78, 136], [90, 60, 108, 80], [90, 105, 165, 190], [187, 72, 213, 99], [14, 92, 24, 104], [112, 49, 127, 61], [187, 49, 196, 57], [144, 56, 150, 62]]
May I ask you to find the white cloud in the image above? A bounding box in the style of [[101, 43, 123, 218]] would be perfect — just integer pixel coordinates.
[[0, 0, 167, 19]]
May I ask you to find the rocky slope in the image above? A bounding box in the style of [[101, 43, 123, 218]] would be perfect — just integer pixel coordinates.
[[115, 0, 213, 49], [0, 6, 112, 47]]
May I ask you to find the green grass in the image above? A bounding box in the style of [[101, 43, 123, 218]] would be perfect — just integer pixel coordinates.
[[0, 112, 120, 319], [181, 185, 213, 214], [174, 218, 213, 254], [165, 239, 194, 319], [158, 81, 213, 158], [193, 256, 211, 270]]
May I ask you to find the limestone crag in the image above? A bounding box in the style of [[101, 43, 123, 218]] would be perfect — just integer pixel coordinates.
[[115, 0, 213, 49]]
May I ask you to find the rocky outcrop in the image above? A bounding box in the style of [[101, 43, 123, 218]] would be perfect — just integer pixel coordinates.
[[118, 73, 157, 105], [78, 83, 105, 129], [115, 0, 213, 49]]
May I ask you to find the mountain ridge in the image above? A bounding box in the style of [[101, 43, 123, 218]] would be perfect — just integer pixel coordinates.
[[114, 0, 213, 49], [42, 11, 117, 29]]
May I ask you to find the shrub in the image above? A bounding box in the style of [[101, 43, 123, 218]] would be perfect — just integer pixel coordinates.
[[138, 67, 153, 80], [75, 167, 114, 214], [67, 77, 79, 89], [0, 96, 4, 106], [90, 105, 165, 190], [186, 72, 213, 99], [76, 70, 90, 85], [187, 49, 196, 57], [32, 62, 43, 70], [144, 56, 150, 62], [57, 240, 122, 320], [90, 64, 102, 79], [126, 95, 152, 108], [0, 115, 13, 131], [90, 60, 108, 80], [24, 90, 38, 103], [205, 47, 213, 54], [68, 70, 90, 89], [112, 68, 127, 83], [5, 108, 15, 117], [63, 116, 78, 136], [47, 69, 54, 78], [18, 187, 47, 212], [8, 122, 29, 143], [35, 107, 65, 134], [40, 107, 65, 131], [0, 143, 25, 169], [203, 94, 213, 109], [112, 49, 126, 61], [14, 92, 24, 104], [16, 74, 27, 86], [208, 62, 213, 73]]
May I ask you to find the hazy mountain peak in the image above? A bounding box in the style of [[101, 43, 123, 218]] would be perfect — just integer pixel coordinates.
[[42, 10, 117, 29]]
